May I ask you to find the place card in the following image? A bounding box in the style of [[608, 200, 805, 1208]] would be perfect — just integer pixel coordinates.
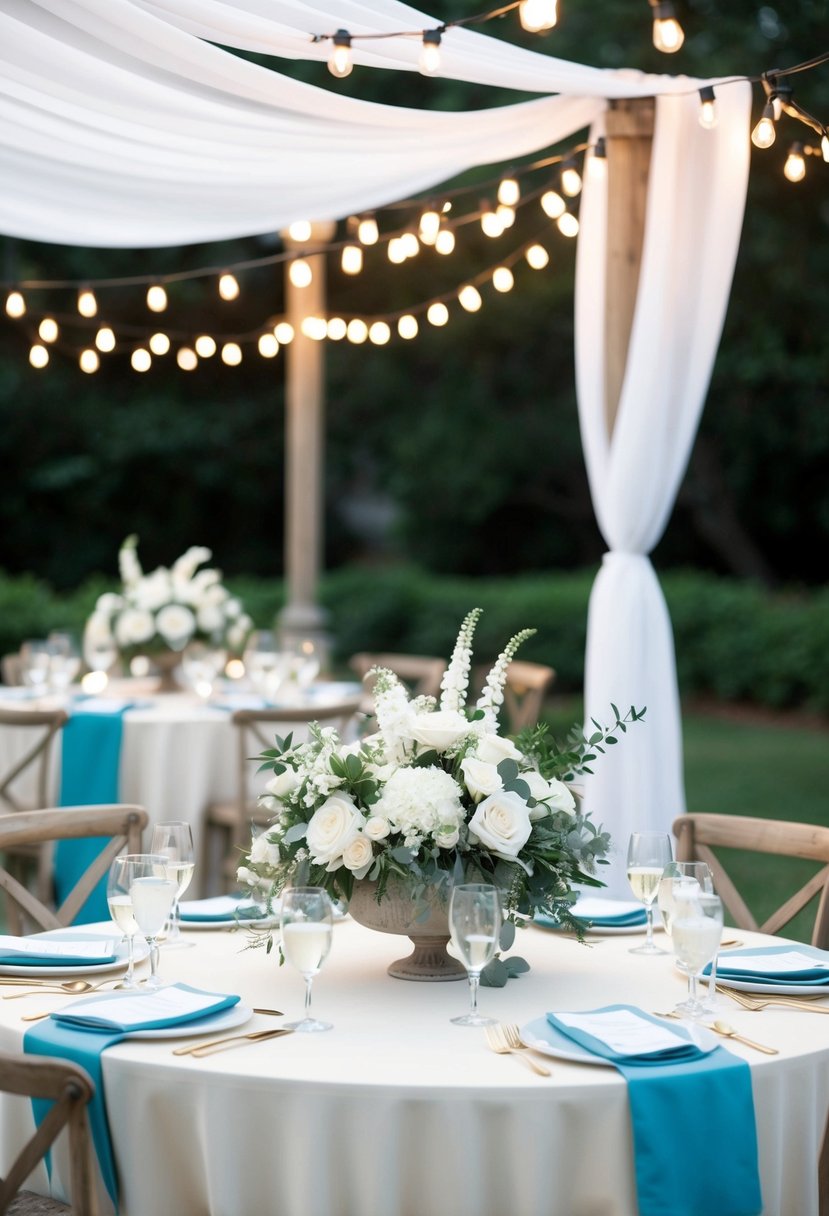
[[52, 983, 239, 1031], [0, 935, 119, 962], [552, 1009, 688, 1056], [718, 950, 829, 975]]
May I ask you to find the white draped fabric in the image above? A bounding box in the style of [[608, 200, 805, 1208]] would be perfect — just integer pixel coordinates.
[[0, 0, 754, 866], [574, 84, 752, 894]]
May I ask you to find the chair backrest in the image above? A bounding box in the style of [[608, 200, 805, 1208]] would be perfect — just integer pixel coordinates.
[[0, 1053, 98, 1216], [1, 653, 24, 686], [672, 812, 829, 949], [0, 805, 148, 933], [471, 660, 556, 734], [348, 653, 447, 701], [0, 707, 68, 815]]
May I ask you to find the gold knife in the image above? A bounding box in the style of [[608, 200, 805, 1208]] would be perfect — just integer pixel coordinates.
[[173, 1027, 293, 1057]]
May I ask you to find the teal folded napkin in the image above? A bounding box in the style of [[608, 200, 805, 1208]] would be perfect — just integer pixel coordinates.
[[706, 944, 829, 986], [55, 704, 132, 924], [536, 897, 647, 930], [0, 932, 118, 967], [178, 895, 265, 922], [24, 984, 241, 1206], [544, 1005, 762, 1216]]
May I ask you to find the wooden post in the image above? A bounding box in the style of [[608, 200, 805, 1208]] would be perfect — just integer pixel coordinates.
[[278, 220, 336, 667], [604, 97, 656, 439]]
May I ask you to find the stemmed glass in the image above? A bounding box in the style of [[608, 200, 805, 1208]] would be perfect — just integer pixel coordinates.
[[150, 821, 195, 947], [448, 883, 501, 1027], [243, 631, 288, 701], [626, 832, 673, 955], [127, 854, 178, 989], [19, 640, 52, 697], [658, 860, 723, 1013], [671, 890, 724, 1018], [181, 640, 227, 700], [280, 886, 334, 1033], [46, 631, 82, 694], [106, 855, 143, 990]]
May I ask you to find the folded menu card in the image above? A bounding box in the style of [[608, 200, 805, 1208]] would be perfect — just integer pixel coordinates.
[[0, 934, 119, 966], [25, 984, 241, 1205], [705, 945, 829, 986], [545, 1005, 762, 1216], [178, 895, 269, 922]]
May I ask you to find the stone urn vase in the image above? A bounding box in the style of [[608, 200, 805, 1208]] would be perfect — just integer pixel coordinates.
[[347, 878, 466, 982], [150, 649, 183, 693]]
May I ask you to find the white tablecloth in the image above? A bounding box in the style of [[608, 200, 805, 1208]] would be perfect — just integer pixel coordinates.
[[1, 921, 827, 1216]]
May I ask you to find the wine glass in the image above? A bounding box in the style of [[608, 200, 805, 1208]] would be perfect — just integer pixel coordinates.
[[280, 886, 334, 1033], [181, 640, 227, 700], [657, 862, 714, 938], [243, 631, 287, 700], [671, 890, 724, 1018], [448, 883, 501, 1027], [82, 623, 117, 693], [106, 855, 143, 990], [626, 832, 673, 955], [19, 640, 52, 697], [127, 854, 178, 988], [150, 821, 195, 947]]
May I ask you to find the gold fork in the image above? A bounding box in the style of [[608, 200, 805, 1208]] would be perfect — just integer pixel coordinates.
[[485, 1023, 551, 1076], [716, 985, 829, 1013], [173, 1027, 294, 1057]]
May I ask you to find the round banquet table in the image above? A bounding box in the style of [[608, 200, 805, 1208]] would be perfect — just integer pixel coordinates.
[[0, 920, 827, 1216]]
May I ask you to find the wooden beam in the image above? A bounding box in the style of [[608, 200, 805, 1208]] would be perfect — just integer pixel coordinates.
[[604, 97, 656, 439]]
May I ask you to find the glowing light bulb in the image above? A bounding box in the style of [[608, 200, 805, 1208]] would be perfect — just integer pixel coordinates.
[[221, 342, 242, 365], [784, 142, 806, 183], [288, 220, 312, 242], [369, 321, 391, 345], [557, 212, 580, 238], [341, 244, 363, 275], [498, 177, 520, 207], [518, 0, 558, 32], [131, 348, 151, 373], [822, 133, 829, 163], [177, 347, 198, 370], [427, 302, 449, 326], [329, 30, 353, 78], [526, 244, 549, 269], [480, 206, 503, 238], [95, 327, 116, 353], [651, 3, 684, 52], [346, 319, 368, 344], [751, 103, 777, 149], [357, 214, 379, 245], [492, 267, 514, 293], [435, 227, 456, 255], [289, 259, 313, 288], [79, 349, 99, 374], [258, 333, 279, 357], [419, 209, 441, 245], [327, 317, 347, 340], [698, 86, 718, 130], [400, 232, 420, 259], [397, 315, 418, 339], [149, 332, 170, 356], [5, 290, 25, 318], [458, 285, 482, 312], [560, 160, 582, 197], [29, 344, 48, 369], [541, 189, 566, 219], [77, 288, 97, 318], [38, 317, 58, 343], [195, 335, 217, 357], [419, 30, 441, 76], [146, 284, 168, 312], [496, 205, 516, 229], [274, 322, 294, 344], [387, 238, 407, 265], [218, 273, 240, 300], [301, 316, 327, 340]]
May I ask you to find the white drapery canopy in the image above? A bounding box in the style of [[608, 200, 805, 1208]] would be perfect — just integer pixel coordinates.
[[0, 0, 753, 865]]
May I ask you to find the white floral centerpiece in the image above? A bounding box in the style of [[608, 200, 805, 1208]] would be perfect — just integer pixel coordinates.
[[238, 608, 645, 941], [85, 535, 253, 663]]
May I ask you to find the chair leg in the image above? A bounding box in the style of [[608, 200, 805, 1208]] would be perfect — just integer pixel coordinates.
[[819, 1113, 829, 1216]]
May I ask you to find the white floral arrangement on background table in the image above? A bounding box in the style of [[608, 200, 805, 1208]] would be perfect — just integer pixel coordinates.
[[238, 607, 645, 968], [85, 534, 253, 662]]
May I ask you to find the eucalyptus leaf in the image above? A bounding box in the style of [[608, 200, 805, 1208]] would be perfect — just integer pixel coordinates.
[[479, 957, 509, 987]]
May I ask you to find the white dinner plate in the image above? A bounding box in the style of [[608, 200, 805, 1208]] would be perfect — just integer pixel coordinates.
[[180, 916, 279, 931], [711, 976, 829, 997], [535, 917, 657, 937], [519, 1014, 718, 1065], [128, 1002, 252, 1040], [0, 929, 149, 978]]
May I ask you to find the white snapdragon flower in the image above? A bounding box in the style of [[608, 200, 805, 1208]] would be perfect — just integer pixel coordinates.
[[171, 545, 212, 584], [95, 592, 123, 615], [468, 790, 533, 859]]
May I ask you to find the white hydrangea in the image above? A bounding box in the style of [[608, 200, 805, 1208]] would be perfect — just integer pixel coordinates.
[[372, 766, 464, 840]]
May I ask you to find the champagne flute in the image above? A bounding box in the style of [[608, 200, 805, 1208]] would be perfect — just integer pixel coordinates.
[[626, 832, 673, 955], [128, 854, 178, 988], [448, 883, 501, 1027], [106, 855, 143, 990], [657, 862, 714, 938], [671, 890, 724, 1018], [280, 886, 334, 1033], [150, 821, 195, 947]]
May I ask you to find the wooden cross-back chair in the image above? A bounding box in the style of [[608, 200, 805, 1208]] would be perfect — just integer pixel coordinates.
[[672, 812, 829, 950], [0, 1053, 98, 1215], [202, 699, 364, 893], [0, 805, 148, 935]]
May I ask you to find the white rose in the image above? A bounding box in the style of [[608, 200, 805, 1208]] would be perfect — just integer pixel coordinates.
[[364, 816, 391, 841], [408, 710, 470, 752], [468, 790, 533, 859], [460, 757, 503, 802], [249, 832, 273, 864], [156, 603, 196, 646], [196, 604, 225, 633], [114, 607, 155, 646], [266, 769, 300, 798], [342, 834, 374, 877], [476, 734, 521, 766], [305, 793, 362, 865], [435, 824, 460, 849], [545, 778, 577, 816]]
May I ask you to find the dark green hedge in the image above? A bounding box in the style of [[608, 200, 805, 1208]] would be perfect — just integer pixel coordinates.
[[1, 564, 827, 715]]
